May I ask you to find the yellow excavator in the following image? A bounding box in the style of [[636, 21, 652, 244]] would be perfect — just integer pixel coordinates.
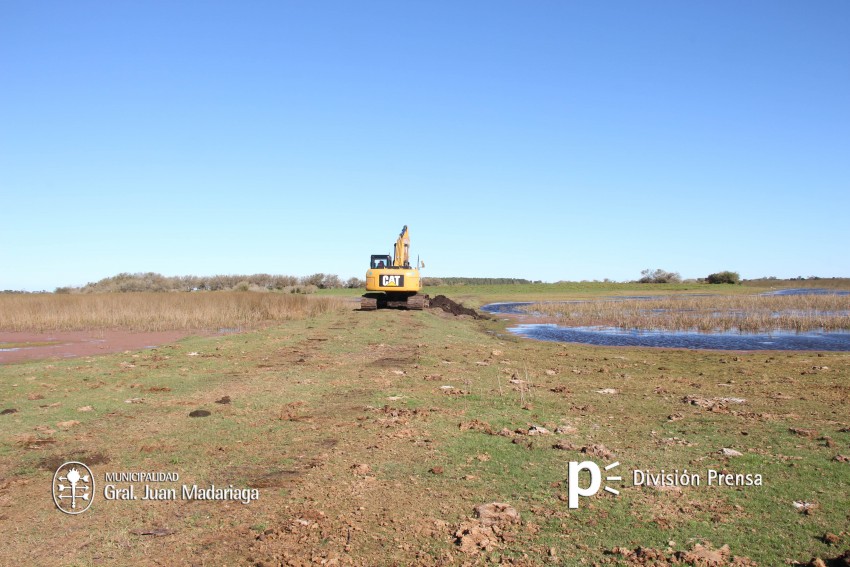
[[361, 225, 428, 310]]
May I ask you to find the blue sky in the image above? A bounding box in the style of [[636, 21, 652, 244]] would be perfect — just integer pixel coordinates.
[[2, 1, 848, 290]]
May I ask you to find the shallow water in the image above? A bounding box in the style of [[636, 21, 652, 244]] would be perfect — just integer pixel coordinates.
[[481, 288, 850, 351], [760, 288, 850, 296], [505, 324, 850, 351]]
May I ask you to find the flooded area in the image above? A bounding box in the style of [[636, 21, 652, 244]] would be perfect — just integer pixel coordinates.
[[0, 330, 200, 364], [481, 289, 850, 351], [505, 324, 850, 351]]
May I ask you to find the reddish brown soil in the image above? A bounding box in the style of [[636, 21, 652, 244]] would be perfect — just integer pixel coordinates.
[[0, 330, 199, 364]]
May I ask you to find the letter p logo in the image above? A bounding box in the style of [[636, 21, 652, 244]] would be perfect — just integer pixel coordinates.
[[567, 461, 601, 508], [567, 460, 621, 508]]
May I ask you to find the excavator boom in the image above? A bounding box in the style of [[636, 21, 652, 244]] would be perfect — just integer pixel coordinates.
[[394, 225, 410, 268]]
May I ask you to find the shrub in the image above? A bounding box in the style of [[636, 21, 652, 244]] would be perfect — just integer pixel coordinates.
[[706, 271, 740, 284], [638, 269, 682, 284]]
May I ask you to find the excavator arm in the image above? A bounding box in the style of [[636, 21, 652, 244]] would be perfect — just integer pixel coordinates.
[[393, 225, 411, 268]]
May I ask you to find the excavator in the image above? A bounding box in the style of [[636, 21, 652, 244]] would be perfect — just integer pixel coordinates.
[[361, 225, 428, 310]]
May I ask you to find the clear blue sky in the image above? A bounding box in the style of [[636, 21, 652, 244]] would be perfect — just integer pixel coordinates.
[[2, 1, 848, 291]]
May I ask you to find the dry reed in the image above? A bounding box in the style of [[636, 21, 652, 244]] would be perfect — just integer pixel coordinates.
[[524, 294, 850, 333], [0, 292, 346, 332]]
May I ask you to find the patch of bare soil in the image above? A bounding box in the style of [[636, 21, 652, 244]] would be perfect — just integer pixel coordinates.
[[38, 451, 110, 472], [428, 295, 487, 319], [0, 330, 199, 364]]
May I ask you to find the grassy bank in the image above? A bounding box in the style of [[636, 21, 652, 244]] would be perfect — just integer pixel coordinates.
[[0, 292, 346, 332]]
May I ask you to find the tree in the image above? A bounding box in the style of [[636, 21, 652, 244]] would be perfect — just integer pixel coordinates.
[[706, 271, 740, 284]]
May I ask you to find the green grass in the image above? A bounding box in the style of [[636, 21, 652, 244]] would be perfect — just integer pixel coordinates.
[[320, 280, 804, 308], [1, 293, 848, 565]]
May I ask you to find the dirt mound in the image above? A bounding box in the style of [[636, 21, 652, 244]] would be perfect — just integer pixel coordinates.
[[795, 549, 850, 567], [454, 502, 521, 554], [429, 295, 486, 319]]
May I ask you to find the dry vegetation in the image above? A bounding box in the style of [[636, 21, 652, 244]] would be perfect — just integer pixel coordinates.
[[525, 293, 850, 332], [0, 292, 346, 332]]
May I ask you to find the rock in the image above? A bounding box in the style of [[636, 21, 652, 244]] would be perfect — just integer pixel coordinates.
[[721, 448, 743, 457], [595, 388, 619, 394], [554, 425, 577, 435], [792, 501, 819, 514], [77, 406, 93, 412], [527, 425, 551, 436], [430, 466, 444, 475], [56, 420, 80, 429]]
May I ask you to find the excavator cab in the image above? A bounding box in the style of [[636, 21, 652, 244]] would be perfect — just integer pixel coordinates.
[[370, 255, 391, 269]]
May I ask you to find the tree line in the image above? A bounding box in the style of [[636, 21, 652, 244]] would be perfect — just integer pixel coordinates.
[[54, 272, 364, 294]]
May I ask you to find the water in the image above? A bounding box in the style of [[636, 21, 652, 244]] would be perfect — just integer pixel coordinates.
[[760, 288, 850, 296], [481, 289, 850, 351], [506, 324, 850, 351]]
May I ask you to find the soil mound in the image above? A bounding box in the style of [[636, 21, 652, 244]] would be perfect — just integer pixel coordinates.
[[429, 295, 486, 319]]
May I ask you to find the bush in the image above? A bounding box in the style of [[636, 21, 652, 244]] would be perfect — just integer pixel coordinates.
[[638, 269, 681, 284], [706, 271, 740, 284]]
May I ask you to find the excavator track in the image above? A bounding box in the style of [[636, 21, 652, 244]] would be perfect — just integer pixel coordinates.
[[406, 294, 428, 310], [360, 293, 428, 311]]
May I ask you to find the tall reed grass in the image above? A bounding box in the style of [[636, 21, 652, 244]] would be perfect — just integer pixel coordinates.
[[524, 294, 850, 333], [0, 292, 346, 332]]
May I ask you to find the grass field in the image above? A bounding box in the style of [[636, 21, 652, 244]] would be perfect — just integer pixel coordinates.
[[321, 281, 768, 308], [0, 292, 345, 332], [0, 287, 848, 565]]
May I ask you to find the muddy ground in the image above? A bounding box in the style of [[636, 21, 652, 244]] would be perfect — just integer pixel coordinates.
[[0, 330, 203, 365]]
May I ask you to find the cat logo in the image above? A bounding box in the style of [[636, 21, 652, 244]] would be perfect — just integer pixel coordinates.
[[381, 275, 404, 287]]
